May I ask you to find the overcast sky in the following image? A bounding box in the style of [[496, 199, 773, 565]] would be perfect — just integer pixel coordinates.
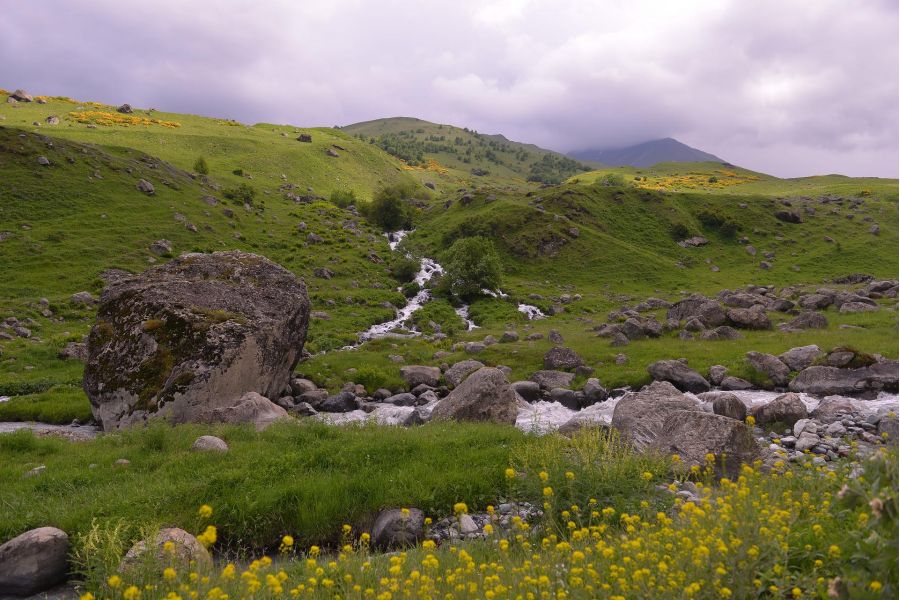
[[2, 0, 897, 177]]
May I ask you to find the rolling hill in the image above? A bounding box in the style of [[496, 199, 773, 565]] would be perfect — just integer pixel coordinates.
[[570, 137, 724, 167]]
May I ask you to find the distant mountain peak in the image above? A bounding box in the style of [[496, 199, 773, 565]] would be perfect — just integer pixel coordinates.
[[569, 138, 724, 168]]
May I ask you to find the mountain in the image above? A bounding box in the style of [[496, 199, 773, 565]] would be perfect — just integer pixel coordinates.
[[569, 137, 724, 167], [341, 117, 591, 185]]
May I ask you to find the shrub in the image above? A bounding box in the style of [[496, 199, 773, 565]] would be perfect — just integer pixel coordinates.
[[359, 183, 422, 231], [442, 236, 502, 300], [193, 157, 209, 175], [708, 175, 718, 183], [330, 189, 356, 208], [669, 223, 692, 241], [697, 209, 739, 237], [222, 183, 256, 206], [594, 173, 627, 187], [401, 282, 421, 298], [392, 256, 420, 283], [353, 367, 402, 394]]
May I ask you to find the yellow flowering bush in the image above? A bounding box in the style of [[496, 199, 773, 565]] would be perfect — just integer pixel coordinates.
[[66, 110, 181, 128]]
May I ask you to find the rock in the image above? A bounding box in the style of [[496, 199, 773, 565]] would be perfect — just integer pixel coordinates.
[[136, 179, 155, 194], [611, 381, 699, 449], [809, 398, 862, 423], [0, 527, 69, 596], [745, 245, 757, 256], [370, 508, 425, 550], [789, 362, 899, 396], [84, 251, 309, 429], [385, 393, 417, 407], [500, 331, 519, 343], [430, 368, 517, 424], [296, 134, 312, 143], [712, 394, 747, 421], [548, 329, 564, 344], [720, 376, 753, 391], [667, 296, 727, 327], [543, 347, 583, 370], [794, 431, 820, 452], [45, 115, 60, 125], [798, 294, 831, 310], [117, 103, 133, 114], [298, 390, 328, 406], [325, 148, 340, 157], [57, 341, 88, 361], [839, 302, 877, 313], [290, 378, 317, 396], [290, 401, 317, 417], [313, 267, 334, 279], [678, 236, 709, 247], [529, 370, 575, 391], [787, 311, 828, 330], [582, 378, 608, 405], [197, 391, 289, 430], [120, 528, 211, 572], [318, 391, 360, 413], [655, 411, 758, 476], [149, 239, 172, 255], [464, 342, 486, 354], [549, 388, 579, 410], [70, 291, 97, 306], [699, 326, 742, 341], [9, 89, 33, 102], [745, 351, 791, 387], [610, 332, 630, 346], [37, 156, 50, 166], [458, 514, 479, 535], [749, 392, 808, 427], [615, 353, 628, 365], [877, 416, 898, 442], [400, 366, 441, 388], [191, 435, 228, 452], [726, 306, 771, 330], [511, 380, 541, 402], [646, 360, 710, 393], [307, 233, 324, 244], [774, 210, 802, 223], [444, 360, 484, 388], [708, 365, 728, 386], [778, 345, 822, 371]]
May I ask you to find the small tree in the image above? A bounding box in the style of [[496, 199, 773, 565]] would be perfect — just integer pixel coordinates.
[[361, 183, 421, 231], [194, 156, 209, 175], [443, 236, 502, 299]]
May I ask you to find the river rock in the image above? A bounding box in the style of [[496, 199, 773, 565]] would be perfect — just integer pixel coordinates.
[[749, 392, 807, 427], [543, 347, 584, 370], [720, 376, 753, 391], [778, 345, 822, 371], [83, 251, 309, 429], [430, 368, 517, 424], [712, 393, 747, 421], [708, 365, 728, 386], [511, 380, 541, 402], [582, 378, 608, 405], [400, 366, 441, 388], [0, 527, 70, 596], [196, 391, 289, 430], [789, 362, 899, 396], [655, 411, 758, 476], [530, 370, 575, 390], [745, 351, 791, 387], [611, 381, 699, 449], [646, 360, 710, 393], [120, 528, 211, 572], [371, 508, 425, 549], [444, 360, 484, 388]]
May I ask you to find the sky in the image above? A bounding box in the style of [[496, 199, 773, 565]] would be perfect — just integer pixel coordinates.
[[2, 0, 898, 178]]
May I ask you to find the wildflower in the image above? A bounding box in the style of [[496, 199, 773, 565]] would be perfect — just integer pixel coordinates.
[[164, 568, 177, 581], [565, 471, 575, 480], [124, 587, 141, 600], [869, 581, 883, 592], [539, 471, 549, 482], [705, 453, 715, 463], [641, 471, 653, 481], [198, 505, 213, 519], [543, 486, 554, 497], [309, 546, 320, 557], [221, 564, 236, 580], [197, 525, 217, 548], [483, 524, 494, 535], [163, 541, 175, 554], [791, 587, 802, 598], [745, 415, 755, 426], [81, 594, 95, 600], [671, 454, 681, 463], [719, 588, 732, 598], [505, 468, 516, 479], [828, 545, 841, 557], [454, 502, 468, 515], [108, 575, 122, 589], [360, 532, 371, 544]]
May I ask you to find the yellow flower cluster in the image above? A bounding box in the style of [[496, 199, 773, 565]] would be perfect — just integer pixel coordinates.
[[66, 110, 181, 128]]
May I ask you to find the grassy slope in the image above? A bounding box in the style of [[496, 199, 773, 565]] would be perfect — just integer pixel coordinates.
[[341, 116, 591, 188]]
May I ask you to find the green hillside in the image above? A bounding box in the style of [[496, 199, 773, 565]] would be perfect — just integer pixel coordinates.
[[342, 116, 592, 187]]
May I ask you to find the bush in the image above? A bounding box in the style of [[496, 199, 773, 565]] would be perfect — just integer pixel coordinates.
[[594, 173, 627, 187], [392, 256, 420, 283], [442, 236, 502, 300], [353, 367, 402, 394], [708, 175, 718, 183], [359, 183, 422, 231], [222, 183, 256, 206], [697, 209, 739, 238], [401, 282, 421, 298], [669, 223, 692, 241], [330, 189, 356, 208], [193, 157, 209, 175]]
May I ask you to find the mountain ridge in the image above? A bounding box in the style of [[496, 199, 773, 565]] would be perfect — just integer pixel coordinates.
[[570, 137, 724, 167]]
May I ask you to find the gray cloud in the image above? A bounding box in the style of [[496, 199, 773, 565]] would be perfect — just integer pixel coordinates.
[[1, 0, 896, 177]]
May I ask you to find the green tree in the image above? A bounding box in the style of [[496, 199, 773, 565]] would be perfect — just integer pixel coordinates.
[[193, 156, 209, 175], [361, 183, 421, 231], [443, 236, 502, 299]]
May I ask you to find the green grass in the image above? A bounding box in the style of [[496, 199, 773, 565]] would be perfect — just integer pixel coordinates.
[[0, 384, 90, 423]]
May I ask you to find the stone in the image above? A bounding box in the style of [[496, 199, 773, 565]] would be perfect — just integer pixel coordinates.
[[290, 401, 317, 417], [45, 115, 60, 125], [500, 331, 519, 343], [149, 239, 172, 255], [720, 376, 754, 391], [655, 411, 758, 476], [582, 378, 608, 405], [117, 103, 133, 114], [798, 294, 831, 310], [610, 331, 630, 346], [745, 351, 791, 387], [197, 391, 289, 430], [778, 345, 822, 371], [750, 392, 808, 427], [511, 380, 541, 402], [400, 365, 441, 388], [191, 435, 228, 452], [774, 210, 802, 223], [530, 370, 575, 391], [543, 347, 584, 370], [549, 388, 579, 410], [136, 179, 155, 194], [611, 381, 699, 449], [726, 306, 771, 330], [699, 326, 743, 341], [464, 342, 486, 354], [37, 156, 50, 166], [120, 528, 211, 572], [385, 393, 417, 407], [789, 362, 899, 396], [647, 360, 710, 393], [787, 311, 828, 330], [794, 432, 820, 452], [839, 302, 877, 313], [430, 368, 517, 424], [371, 508, 425, 550], [708, 365, 728, 386], [666, 296, 727, 327], [444, 360, 484, 388], [9, 89, 34, 102], [548, 329, 564, 344], [877, 416, 898, 442], [313, 267, 334, 279], [712, 393, 747, 421], [290, 378, 317, 396], [318, 391, 359, 413], [0, 527, 69, 596], [84, 251, 309, 429], [297, 134, 312, 143]]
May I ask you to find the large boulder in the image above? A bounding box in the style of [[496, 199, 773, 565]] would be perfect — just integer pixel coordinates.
[[0, 527, 69, 596], [786, 311, 828, 330], [443, 360, 484, 388], [789, 361, 899, 396], [646, 360, 710, 393], [778, 345, 822, 371], [430, 368, 517, 424], [543, 347, 584, 370], [750, 392, 808, 427], [712, 393, 747, 421], [654, 411, 758, 477], [510, 380, 541, 402], [726, 306, 771, 330], [120, 528, 211, 572], [83, 251, 309, 429], [745, 352, 791, 387], [370, 508, 425, 550], [196, 391, 289, 430], [666, 296, 727, 327], [400, 366, 441, 388], [611, 381, 699, 449], [530, 370, 575, 391]]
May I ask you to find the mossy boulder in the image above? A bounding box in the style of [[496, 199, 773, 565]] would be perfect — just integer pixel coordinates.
[[84, 251, 309, 429]]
